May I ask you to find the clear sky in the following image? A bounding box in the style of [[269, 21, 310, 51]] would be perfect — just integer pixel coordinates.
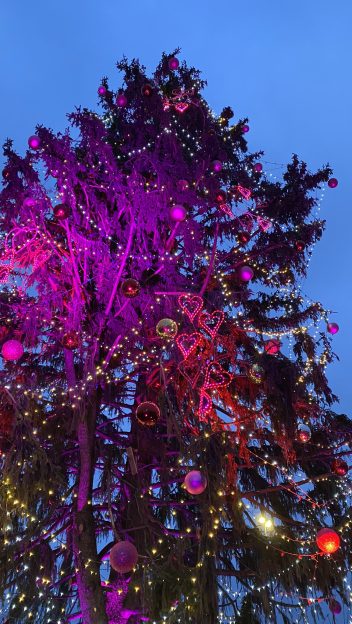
[[1, 0, 351, 412]]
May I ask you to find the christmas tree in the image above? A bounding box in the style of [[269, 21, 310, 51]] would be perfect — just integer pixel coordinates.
[[0, 51, 351, 624]]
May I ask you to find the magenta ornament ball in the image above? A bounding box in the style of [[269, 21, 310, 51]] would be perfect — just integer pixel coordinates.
[[170, 204, 187, 222], [110, 541, 138, 574], [1, 339, 24, 362], [116, 93, 128, 108], [212, 160, 223, 173], [184, 470, 207, 495], [329, 598, 342, 615], [98, 85, 107, 96], [327, 322, 339, 335], [177, 179, 189, 192], [238, 265, 254, 282], [169, 57, 179, 70], [253, 162, 263, 173], [328, 177, 338, 188], [23, 197, 36, 208], [28, 135, 41, 150], [242, 124, 250, 133]]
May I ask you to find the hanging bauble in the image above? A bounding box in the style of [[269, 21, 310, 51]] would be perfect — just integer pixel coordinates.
[[184, 470, 207, 495], [141, 83, 153, 97], [1, 339, 24, 362], [329, 598, 342, 614], [135, 401, 160, 427], [2, 167, 11, 180], [316, 528, 340, 554], [249, 363, 264, 384], [253, 162, 263, 173], [168, 57, 179, 70], [238, 265, 254, 282], [237, 231, 251, 245], [98, 85, 107, 96], [212, 160, 223, 172], [54, 203, 71, 220], [297, 425, 311, 443], [62, 332, 80, 350], [51, 168, 59, 178], [116, 93, 128, 108], [170, 204, 187, 222], [327, 322, 339, 335], [110, 541, 138, 574], [156, 318, 178, 339], [0, 325, 9, 341], [121, 278, 140, 298], [295, 240, 305, 252], [28, 135, 41, 150], [328, 178, 338, 188], [242, 124, 250, 133], [331, 458, 348, 476], [177, 179, 189, 192], [215, 190, 227, 203], [23, 196, 36, 208], [264, 339, 281, 355]]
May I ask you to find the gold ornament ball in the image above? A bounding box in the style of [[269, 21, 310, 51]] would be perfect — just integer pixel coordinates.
[[156, 318, 178, 339]]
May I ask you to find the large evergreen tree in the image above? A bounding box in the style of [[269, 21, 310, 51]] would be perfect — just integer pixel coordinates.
[[0, 51, 350, 624]]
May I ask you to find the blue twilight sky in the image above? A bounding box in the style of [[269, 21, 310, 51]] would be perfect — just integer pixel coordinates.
[[0, 0, 351, 412]]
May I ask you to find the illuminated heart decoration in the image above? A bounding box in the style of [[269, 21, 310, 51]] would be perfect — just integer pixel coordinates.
[[178, 294, 203, 322], [174, 101, 189, 113], [198, 391, 212, 419], [257, 216, 272, 232], [176, 332, 203, 360], [178, 361, 201, 388], [218, 203, 234, 218], [203, 362, 232, 390], [236, 185, 252, 200], [198, 310, 224, 339]]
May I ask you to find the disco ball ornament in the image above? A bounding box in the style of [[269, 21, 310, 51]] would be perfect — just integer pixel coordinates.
[[331, 458, 348, 477], [23, 196, 36, 208], [253, 162, 263, 172], [328, 177, 338, 188], [238, 265, 254, 282], [327, 322, 339, 335], [141, 83, 153, 96], [135, 401, 160, 427], [177, 179, 189, 192], [297, 425, 311, 443], [264, 339, 281, 355], [28, 135, 41, 150], [98, 85, 107, 96], [170, 204, 187, 222], [1, 339, 24, 362], [121, 278, 140, 298], [54, 203, 71, 220], [116, 93, 128, 107], [169, 57, 179, 70], [62, 332, 80, 350], [110, 541, 138, 574], [156, 318, 178, 339], [212, 160, 223, 172], [184, 470, 207, 495], [249, 363, 264, 384], [329, 598, 342, 614], [316, 528, 340, 554], [295, 240, 305, 252]]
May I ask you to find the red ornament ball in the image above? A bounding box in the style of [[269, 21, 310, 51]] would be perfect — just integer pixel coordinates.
[[238, 231, 250, 245], [295, 240, 305, 252], [297, 425, 311, 443], [62, 332, 80, 350], [242, 124, 250, 133], [329, 598, 342, 615], [327, 322, 339, 335], [177, 179, 189, 192], [184, 470, 207, 495], [316, 528, 340, 554], [28, 135, 41, 150], [98, 85, 107, 96], [110, 541, 138, 574], [328, 177, 338, 188], [141, 83, 153, 97], [1, 339, 24, 362], [116, 93, 128, 108], [170, 204, 187, 222], [264, 339, 281, 355], [253, 162, 263, 173], [54, 203, 71, 220], [238, 265, 254, 282], [169, 57, 179, 70], [212, 160, 223, 172], [135, 401, 160, 427], [121, 278, 140, 298], [331, 458, 348, 477], [215, 190, 227, 203]]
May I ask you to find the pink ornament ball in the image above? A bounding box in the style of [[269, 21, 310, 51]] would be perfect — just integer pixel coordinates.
[[328, 177, 338, 188], [327, 322, 339, 335], [23, 197, 36, 208], [329, 598, 342, 615], [28, 135, 41, 150], [1, 339, 24, 362], [110, 541, 138, 574], [169, 57, 179, 70], [238, 265, 254, 282], [242, 124, 250, 133], [170, 204, 187, 222], [98, 85, 107, 96], [184, 470, 207, 495], [212, 160, 223, 173], [116, 93, 128, 108], [253, 162, 263, 173]]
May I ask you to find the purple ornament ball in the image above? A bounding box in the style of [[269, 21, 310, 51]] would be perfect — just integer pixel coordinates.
[[327, 322, 339, 335], [253, 162, 263, 173], [212, 160, 223, 173], [238, 265, 254, 282], [110, 541, 138, 574], [28, 135, 41, 150], [169, 57, 179, 70], [177, 179, 189, 192], [170, 204, 187, 222], [329, 599, 342, 615], [1, 339, 24, 362], [23, 197, 36, 208], [116, 93, 128, 108], [184, 470, 207, 495], [98, 85, 107, 96], [328, 177, 338, 188], [242, 124, 250, 133]]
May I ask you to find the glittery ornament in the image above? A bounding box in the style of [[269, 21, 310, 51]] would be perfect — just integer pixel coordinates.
[[110, 541, 138, 573], [156, 318, 178, 339], [62, 332, 80, 350], [248, 363, 264, 384], [121, 278, 140, 298], [135, 401, 160, 427], [1, 339, 24, 362], [331, 458, 348, 476], [297, 425, 311, 443], [54, 203, 71, 220]]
